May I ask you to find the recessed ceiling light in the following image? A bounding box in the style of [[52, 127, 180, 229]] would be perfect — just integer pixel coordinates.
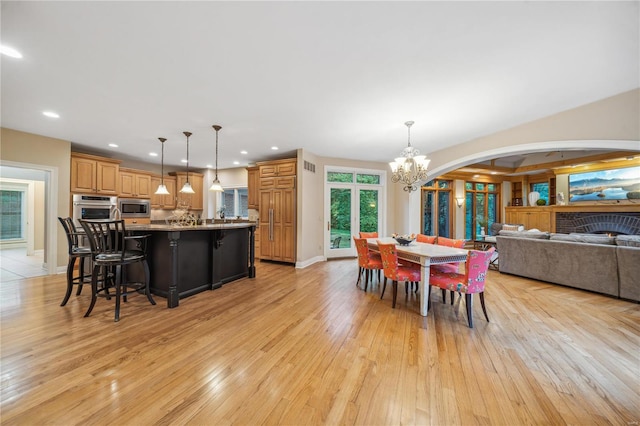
[[240, 150, 248, 155], [271, 146, 279, 150], [206, 164, 213, 168], [0, 44, 23, 58], [491, 171, 498, 175], [473, 174, 480, 178], [233, 161, 240, 165], [149, 152, 158, 157], [42, 111, 59, 118], [181, 159, 188, 163], [108, 143, 118, 148]]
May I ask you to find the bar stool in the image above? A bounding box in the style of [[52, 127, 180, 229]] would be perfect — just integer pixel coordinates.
[[80, 219, 156, 322], [58, 217, 92, 306]]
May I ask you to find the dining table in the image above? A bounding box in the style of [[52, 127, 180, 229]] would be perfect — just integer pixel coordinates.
[[367, 237, 468, 316]]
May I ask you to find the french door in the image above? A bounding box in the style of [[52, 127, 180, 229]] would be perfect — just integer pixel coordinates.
[[325, 168, 384, 258]]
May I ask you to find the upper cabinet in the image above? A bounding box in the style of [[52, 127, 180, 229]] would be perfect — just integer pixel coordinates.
[[71, 153, 120, 195], [247, 166, 259, 209], [170, 171, 204, 210], [259, 159, 296, 178], [119, 168, 152, 198]]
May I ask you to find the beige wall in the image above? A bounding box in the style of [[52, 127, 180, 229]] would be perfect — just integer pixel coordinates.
[[1, 127, 71, 269], [35, 180, 45, 250]]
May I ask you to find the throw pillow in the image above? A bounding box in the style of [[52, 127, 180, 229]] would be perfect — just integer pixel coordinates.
[[502, 224, 520, 232], [569, 233, 616, 245], [615, 235, 640, 247]]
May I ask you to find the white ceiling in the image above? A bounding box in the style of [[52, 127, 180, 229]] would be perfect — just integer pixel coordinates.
[[1, 1, 638, 171]]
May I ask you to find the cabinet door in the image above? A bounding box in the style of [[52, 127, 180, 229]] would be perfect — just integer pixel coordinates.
[[136, 174, 152, 198], [71, 157, 97, 193], [281, 188, 296, 262], [529, 211, 550, 231], [96, 162, 119, 195], [163, 177, 177, 209], [190, 174, 203, 210], [150, 176, 163, 208], [120, 171, 136, 197], [247, 167, 259, 209]]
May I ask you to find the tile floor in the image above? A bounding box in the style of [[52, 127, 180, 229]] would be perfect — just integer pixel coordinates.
[[0, 248, 48, 282]]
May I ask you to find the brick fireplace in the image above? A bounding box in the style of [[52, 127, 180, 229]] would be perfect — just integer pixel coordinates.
[[555, 211, 640, 235]]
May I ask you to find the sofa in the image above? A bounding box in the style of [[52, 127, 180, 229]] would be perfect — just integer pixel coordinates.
[[496, 232, 640, 302]]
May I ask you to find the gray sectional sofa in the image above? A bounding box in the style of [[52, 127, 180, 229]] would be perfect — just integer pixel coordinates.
[[496, 232, 640, 302]]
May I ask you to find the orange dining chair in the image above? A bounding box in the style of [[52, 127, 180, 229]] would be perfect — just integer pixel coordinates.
[[359, 232, 378, 238], [353, 237, 383, 292], [377, 241, 421, 308], [428, 247, 495, 328], [416, 234, 437, 244]]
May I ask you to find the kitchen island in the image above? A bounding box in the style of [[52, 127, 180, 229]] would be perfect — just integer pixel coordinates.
[[127, 223, 256, 308]]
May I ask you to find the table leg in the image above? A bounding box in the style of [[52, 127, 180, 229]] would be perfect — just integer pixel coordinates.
[[420, 260, 431, 316]]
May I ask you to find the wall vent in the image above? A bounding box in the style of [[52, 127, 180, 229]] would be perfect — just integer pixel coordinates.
[[304, 160, 316, 173]]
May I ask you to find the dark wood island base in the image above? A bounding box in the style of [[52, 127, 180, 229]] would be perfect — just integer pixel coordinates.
[[127, 223, 256, 308]]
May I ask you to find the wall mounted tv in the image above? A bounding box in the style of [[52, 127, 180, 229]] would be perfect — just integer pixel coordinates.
[[569, 165, 640, 202]]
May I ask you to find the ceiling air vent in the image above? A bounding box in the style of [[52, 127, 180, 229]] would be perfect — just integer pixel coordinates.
[[304, 160, 316, 173]]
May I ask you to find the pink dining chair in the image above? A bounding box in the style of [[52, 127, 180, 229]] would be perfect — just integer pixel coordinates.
[[377, 241, 421, 308], [359, 232, 378, 238], [353, 237, 383, 292], [433, 236, 467, 303], [428, 247, 495, 328]]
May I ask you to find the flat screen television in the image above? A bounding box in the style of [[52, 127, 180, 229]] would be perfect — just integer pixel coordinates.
[[569, 165, 640, 202]]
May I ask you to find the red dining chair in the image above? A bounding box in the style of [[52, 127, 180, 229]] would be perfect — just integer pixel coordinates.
[[359, 231, 378, 238], [353, 237, 383, 292], [434, 236, 466, 303], [416, 234, 437, 244], [377, 241, 421, 308], [428, 247, 495, 328]]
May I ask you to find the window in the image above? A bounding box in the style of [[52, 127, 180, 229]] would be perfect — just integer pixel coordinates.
[[218, 188, 248, 218], [421, 180, 452, 238], [0, 190, 24, 240], [464, 181, 500, 239], [530, 182, 549, 202]]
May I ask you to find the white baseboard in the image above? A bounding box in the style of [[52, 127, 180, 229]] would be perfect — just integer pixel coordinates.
[[295, 256, 326, 269]]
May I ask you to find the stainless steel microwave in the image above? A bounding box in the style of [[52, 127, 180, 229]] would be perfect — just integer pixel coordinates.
[[118, 198, 151, 218]]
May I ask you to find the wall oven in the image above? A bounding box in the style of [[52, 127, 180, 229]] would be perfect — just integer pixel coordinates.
[[118, 198, 151, 218], [72, 194, 118, 226]]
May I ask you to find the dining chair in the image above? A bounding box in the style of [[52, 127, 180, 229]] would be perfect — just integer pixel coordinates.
[[58, 217, 93, 306], [428, 247, 495, 328], [353, 237, 383, 292], [359, 231, 378, 238], [416, 234, 437, 244], [80, 219, 156, 322], [377, 241, 421, 308]]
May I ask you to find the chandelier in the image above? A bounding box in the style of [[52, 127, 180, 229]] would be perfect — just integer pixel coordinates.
[[389, 121, 430, 192]]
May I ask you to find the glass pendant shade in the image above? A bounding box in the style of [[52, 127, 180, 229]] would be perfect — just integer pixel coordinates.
[[155, 184, 170, 195], [209, 124, 224, 192], [180, 131, 194, 193], [180, 181, 195, 194], [155, 137, 171, 195]]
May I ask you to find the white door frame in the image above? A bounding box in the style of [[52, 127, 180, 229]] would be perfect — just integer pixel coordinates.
[[0, 160, 58, 275]]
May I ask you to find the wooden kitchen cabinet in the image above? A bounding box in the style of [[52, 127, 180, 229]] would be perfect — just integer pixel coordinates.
[[258, 158, 296, 178], [71, 153, 120, 195], [119, 168, 152, 198], [247, 166, 259, 209], [505, 207, 551, 232], [259, 178, 295, 263], [170, 171, 204, 210], [150, 175, 177, 209]]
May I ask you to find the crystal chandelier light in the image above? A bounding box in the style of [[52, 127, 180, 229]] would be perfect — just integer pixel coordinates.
[[209, 125, 224, 192], [389, 121, 431, 192], [154, 137, 170, 195], [180, 131, 195, 194]]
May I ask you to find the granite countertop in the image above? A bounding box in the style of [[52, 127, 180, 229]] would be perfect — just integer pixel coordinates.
[[127, 222, 256, 231]]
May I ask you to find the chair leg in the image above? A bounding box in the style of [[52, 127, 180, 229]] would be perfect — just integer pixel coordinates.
[[356, 267, 363, 287], [61, 256, 76, 306], [114, 265, 122, 322], [479, 292, 489, 323], [450, 290, 455, 305], [380, 277, 387, 299], [364, 269, 370, 292], [440, 288, 447, 304], [76, 256, 86, 295], [427, 285, 432, 310], [392, 280, 398, 308], [465, 293, 474, 328], [84, 265, 100, 317]]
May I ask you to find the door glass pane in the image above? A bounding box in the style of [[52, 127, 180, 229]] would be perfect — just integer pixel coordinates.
[[488, 193, 497, 229], [359, 189, 378, 233], [465, 192, 473, 239], [327, 172, 353, 183], [330, 188, 351, 249], [238, 188, 248, 218], [437, 192, 450, 238], [475, 193, 486, 237], [0, 190, 23, 240]]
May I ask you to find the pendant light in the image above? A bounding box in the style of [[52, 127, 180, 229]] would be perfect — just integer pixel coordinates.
[[180, 131, 195, 194], [209, 125, 224, 192], [154, 137, 170, 195]]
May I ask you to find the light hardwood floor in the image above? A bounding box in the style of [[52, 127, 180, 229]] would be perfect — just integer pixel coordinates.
[[1, 259, 638, 425]]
